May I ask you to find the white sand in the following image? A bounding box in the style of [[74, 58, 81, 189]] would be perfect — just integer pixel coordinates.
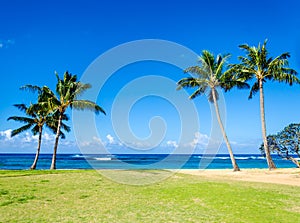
[[177, 168, 300, 186]]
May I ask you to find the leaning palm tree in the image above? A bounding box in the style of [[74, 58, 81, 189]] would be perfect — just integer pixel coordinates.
[[7, 103, 70, 169], [229, 39, 299, 170], [177, 50, 249, 171], [40, 71, 106, 169]]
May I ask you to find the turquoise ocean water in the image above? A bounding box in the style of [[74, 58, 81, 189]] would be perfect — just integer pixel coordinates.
[[0, 153, 298, 170]]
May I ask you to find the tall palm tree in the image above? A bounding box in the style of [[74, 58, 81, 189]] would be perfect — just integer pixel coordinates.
[[229, 39, 299, 170], [7, 103, 70, 169], [177, 50, 249, 171], [40, 71, 106, 170]]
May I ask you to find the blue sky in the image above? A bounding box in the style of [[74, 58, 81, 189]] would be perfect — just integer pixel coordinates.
[[1, 0, 300, 154]]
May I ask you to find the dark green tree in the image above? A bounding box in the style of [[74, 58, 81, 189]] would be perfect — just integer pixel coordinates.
[[260, 124, 300, 168]]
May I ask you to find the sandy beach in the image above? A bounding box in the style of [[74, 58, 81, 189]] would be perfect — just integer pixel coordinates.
[[177, 168, 300, 186]]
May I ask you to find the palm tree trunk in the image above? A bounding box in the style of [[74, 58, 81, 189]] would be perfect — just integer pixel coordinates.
[[288, 157, 300, 168], [30, 126, 42, 170], [259, 80, 276, 170], [211, 88, 240, 171], [50, 113, 63, 170]]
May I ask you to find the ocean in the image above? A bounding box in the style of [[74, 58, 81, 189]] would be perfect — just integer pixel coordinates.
[[0, 153, 298, 170]]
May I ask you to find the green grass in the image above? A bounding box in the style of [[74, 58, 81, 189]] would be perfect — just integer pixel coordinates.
[[0, 170, 299, 223]]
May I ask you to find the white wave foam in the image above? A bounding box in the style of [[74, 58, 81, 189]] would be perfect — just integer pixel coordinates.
[[95, 157, 112, 161]]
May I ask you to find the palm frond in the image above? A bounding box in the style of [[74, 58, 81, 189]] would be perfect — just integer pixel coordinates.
[[227, 64, 256, 83], [232, 81, 250, 90], [249, 81, 259, 99], [71, 100, 106, 115], [61, 122, 71, 133], [26, 104, 44, 117], [55, 71, 65, 98], [237, 56, 257, 69], [201, 50, 215, 73], [38, 86, 60, 112], [266, 52, 299, 85], [46, 122, 69, 139], [275, 70, 300, 85], [215, 53, 230, 77], [276, 52, 290, 60], [221, 79, 250, 92], [45, 110, 69, 127], [7, 116, 35, 124], [238, 44, 252, 52], [40, 86, 57, 99], [177, 77, 203, 90], [13, 104, 28, 113], [74, 83, 92, 98], [238, 43, 260, 68], [64, 71, 77, 83], [208, 88, 219, 103], [58, 112, 69, 121], [189, 86, 207, 99], [20, 85, 42, 94], [184, 66, 209, 78], [11, 123, 35, 137], [31, 125, 40, 135]]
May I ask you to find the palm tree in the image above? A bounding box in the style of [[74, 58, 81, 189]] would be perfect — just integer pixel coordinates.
[[40, 71, 106, 170], [177, 50, 249, 171], [7, 103, 70, 169], [229, 39, 299, 170]]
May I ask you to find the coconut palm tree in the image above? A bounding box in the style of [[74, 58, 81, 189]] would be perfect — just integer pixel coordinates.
[[229, 39, 299, 170], [7, 103, 70, 169], [39, 71, 106, 169], [177, 50, 249, 171]]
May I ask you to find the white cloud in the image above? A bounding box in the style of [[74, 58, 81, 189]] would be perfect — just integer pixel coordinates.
[[0, 43, 3, 48], [43, 132, 53, 141], [0, 129, 12, 141], [190, 132, 209, 147], [166, 140, 178, 148], [120, 141, 150, 149], [93, 136, 103, 144], [161, 132, 210, 153], [106, 134, 115, 144], [78, 135, 123, 149], [78, 136, 105, 148], [0, 129, 75, 151]]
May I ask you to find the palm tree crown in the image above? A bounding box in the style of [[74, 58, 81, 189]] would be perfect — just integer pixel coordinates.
[[8, 103, 70, 138], [8, 104, 44, 138], [177, 50, 248, 101], [231, 39, 299, 99], [50, 71, 106, 114]]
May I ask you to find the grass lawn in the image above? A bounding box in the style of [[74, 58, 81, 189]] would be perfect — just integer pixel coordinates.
[[0, 170, 299, 222]]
